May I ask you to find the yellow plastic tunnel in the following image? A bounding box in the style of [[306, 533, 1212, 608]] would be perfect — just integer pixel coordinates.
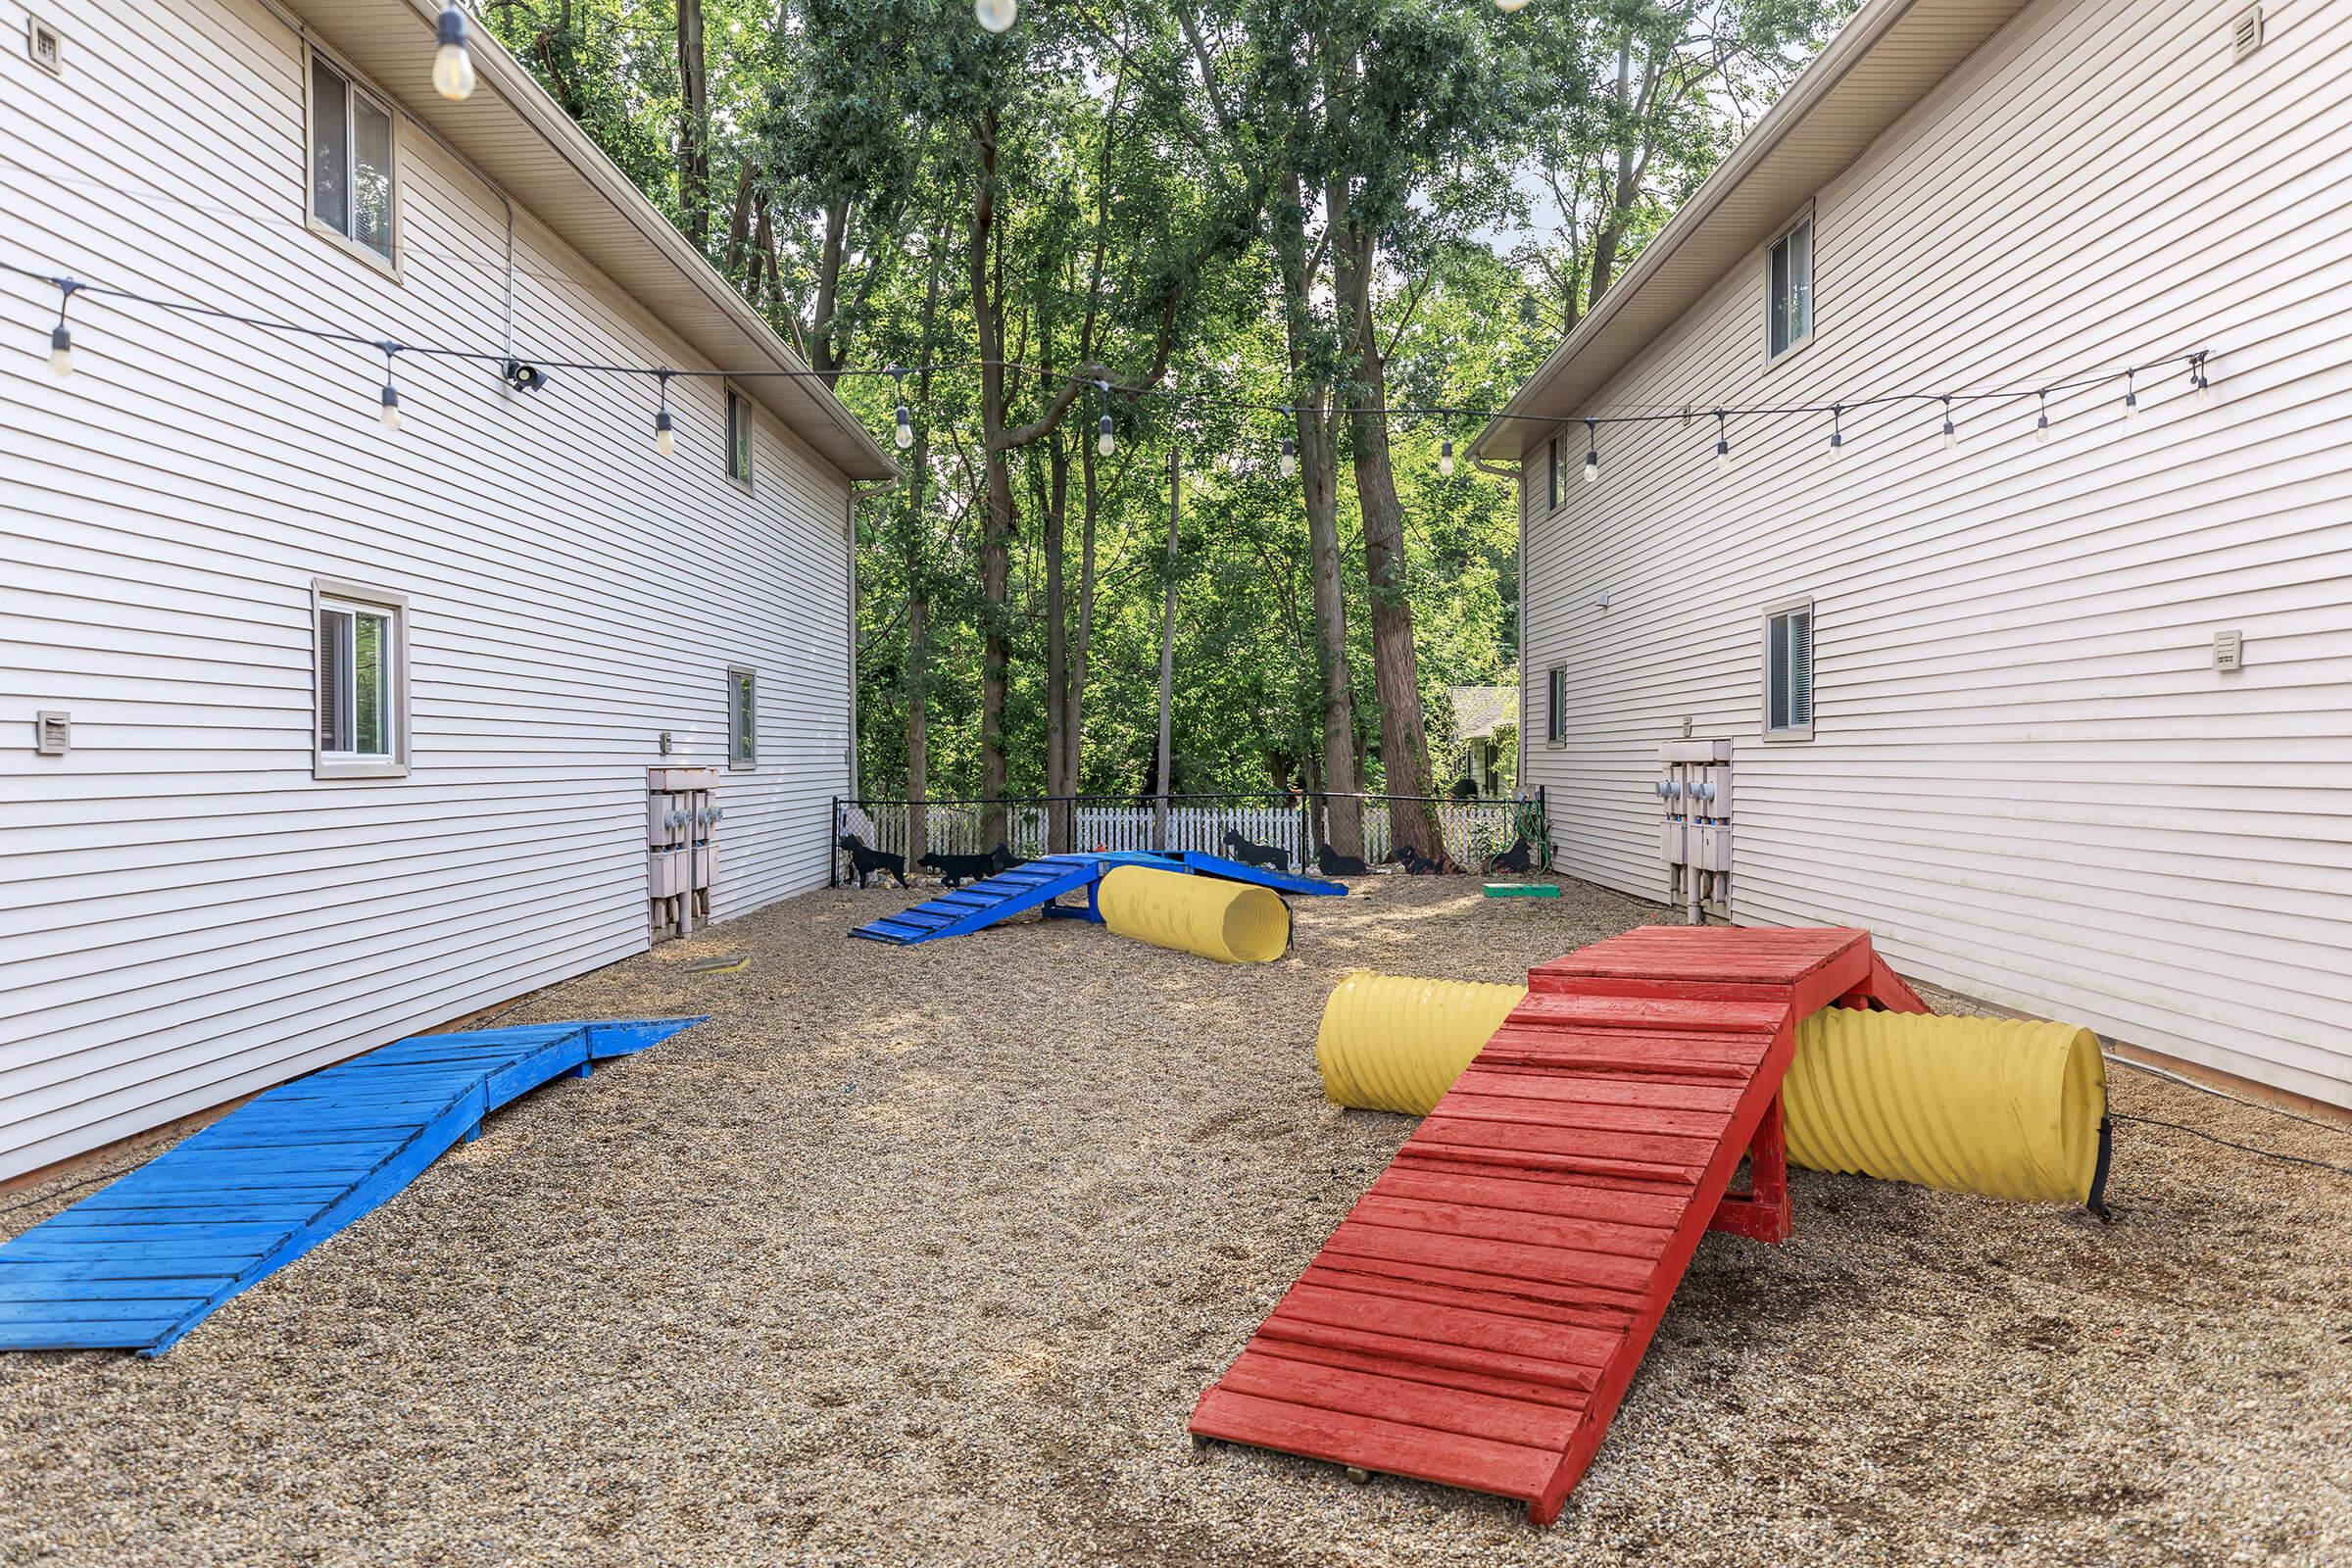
[[1097, 865, 1292, 964], [1312, 971, 2107, 1204]]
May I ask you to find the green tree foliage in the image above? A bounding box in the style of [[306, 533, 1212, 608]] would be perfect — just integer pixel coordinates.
[[485, 0, 1843, 809]]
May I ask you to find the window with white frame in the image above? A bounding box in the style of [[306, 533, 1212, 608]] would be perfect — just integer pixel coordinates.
[[727, 665, 757, 767], [316, 583, 407, 776], [1768, 213, 1813, 361], [309, 52, 397, 265], [1545, 664, 1568, 746], [725, 387, 755, 488], [1763, 600, 1814, 740]]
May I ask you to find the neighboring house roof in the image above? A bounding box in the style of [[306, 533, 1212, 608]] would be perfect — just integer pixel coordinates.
[[1472, 0, 2034, 465], [288, 0, 898, 482], [1448, 686, 1517, 743]]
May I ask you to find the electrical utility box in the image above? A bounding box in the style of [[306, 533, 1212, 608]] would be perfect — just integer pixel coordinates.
[[1657, 739, 1732, 923]]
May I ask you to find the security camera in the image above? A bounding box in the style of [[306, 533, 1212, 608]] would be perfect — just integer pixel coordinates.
[[503, 360, 548, 393]]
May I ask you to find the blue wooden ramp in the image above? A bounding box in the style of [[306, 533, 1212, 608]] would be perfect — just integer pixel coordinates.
[[848, 850, 1344, 947], [0, 1015, 702, 1355]]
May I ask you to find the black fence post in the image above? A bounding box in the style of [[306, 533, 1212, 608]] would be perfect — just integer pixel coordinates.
[[828, 795, 839, 889]]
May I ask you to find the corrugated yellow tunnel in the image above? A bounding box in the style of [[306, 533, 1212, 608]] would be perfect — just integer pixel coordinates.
[[1097, 865, 1291, 963], [1314, 971, 2107, 1203]]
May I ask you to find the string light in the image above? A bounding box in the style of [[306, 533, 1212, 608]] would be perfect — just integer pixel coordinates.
[[1712, 410, 1731, 472], [2122, 368, 2139, 428], [432, 5, 477, 103], [1495, 0, 1532, 11], [890, 368, 913, 451], [46, 277, 76, 378], [975, 0, 1016, 33], [7, 254, 2213, 478], [377, 343, 402, 432], [1439, 437, 1455, 477], [2034, 390, 2051, 444]]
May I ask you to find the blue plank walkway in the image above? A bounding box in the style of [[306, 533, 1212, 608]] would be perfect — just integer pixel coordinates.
[[0, 1015, 702, 1355], [848, 850, 1344, 948]]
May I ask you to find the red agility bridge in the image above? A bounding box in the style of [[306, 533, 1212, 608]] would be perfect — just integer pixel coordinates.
[[1189, 925, 1926, 1523]]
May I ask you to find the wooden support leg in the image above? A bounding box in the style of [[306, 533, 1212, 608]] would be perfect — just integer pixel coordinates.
[[1706, 1093, 1792, 1245]]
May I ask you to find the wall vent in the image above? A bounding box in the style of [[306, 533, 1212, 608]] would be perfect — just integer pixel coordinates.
[[25, 17, 62, 74], [2230, 5, 2263, 62], [34, 710, 70, 756]]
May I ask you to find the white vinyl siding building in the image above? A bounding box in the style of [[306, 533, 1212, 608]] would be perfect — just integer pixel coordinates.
[[0, 0, 894, 1179], [1488, 0, 2351, 1107]]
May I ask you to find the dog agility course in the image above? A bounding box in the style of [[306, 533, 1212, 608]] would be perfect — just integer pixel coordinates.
[[1189, 923, 2109, 1522]]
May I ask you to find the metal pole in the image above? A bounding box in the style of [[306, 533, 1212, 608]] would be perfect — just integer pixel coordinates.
[[828, 794, 839, 889], [1153, 444, 1179, 852]]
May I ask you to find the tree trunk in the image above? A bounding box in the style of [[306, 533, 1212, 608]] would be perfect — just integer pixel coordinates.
[[1154, 445, 1180, 851], [674, 0, 710, 249], [1043, 424, 1071, 851], [903, 232, 947, 866], [721, 163, 759, 283], [967, 113, 1011, 846], [1273, 180, 1363, 860], [810, 193, 852, 378], [1586, 36, 1638, 312], [1067, 434, 1101, 805], [1336, 221, 1442, 859]]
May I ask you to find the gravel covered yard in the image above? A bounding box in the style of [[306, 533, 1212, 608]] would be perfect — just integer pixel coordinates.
[[3, 876, 2347, 1567]]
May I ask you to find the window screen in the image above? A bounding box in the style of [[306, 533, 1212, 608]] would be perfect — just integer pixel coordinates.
[[726, 390, 754, 486], [728, 667, 757, 766], [1770, 216, 1813, 359], [1766, 605, 1814, 735], [318, 600, 396, 758], [311, 56, 394, 261]]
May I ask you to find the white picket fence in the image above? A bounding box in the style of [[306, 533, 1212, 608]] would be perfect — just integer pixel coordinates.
[[836, 797, 1524, 880]]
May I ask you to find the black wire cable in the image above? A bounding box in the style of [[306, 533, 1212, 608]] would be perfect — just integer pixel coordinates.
[[0, 253, 2210, 433], [2110, 1112, 2352, 1176]]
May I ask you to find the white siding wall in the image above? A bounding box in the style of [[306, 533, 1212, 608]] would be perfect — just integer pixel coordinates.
[[0, 0, 856, 1177], [1522, 0, 2352, 1105]]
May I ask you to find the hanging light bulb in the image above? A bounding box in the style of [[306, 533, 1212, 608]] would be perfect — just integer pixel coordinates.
[[1439, 437, 1455, 477], [1583, 418, 1598, 483], [975, 0, 1016, 33], [46, 278, 77, 379], [378, 346, 402, 432], [1096, 380, 1114, 458], [2190, 353, 2212, 405], [2123, 368, 2140, 428], [1828, 405, 1844, 456], [432, 4, 477, 102], [1495, 0, 1532, 11], [654, 372, 675, 457], [2034, 390, 2051, 445], [1278, 417, 1297, 480], [1940, 396, 1957, 450], [1712, 411, 1731, 473], [890, 368, 914, 451]]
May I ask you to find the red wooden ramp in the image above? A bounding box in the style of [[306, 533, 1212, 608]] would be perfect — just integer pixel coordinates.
[[1189, 925, 1927, 1522]]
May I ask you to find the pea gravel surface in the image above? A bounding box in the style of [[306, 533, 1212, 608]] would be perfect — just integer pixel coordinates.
[[3, 876, 2347, 1568]]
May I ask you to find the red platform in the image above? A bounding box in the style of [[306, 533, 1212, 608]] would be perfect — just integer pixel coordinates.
[[1189, 925, 1927, 1522]]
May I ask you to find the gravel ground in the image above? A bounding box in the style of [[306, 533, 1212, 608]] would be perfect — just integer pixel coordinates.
[[3, 875, 2347, 1568]]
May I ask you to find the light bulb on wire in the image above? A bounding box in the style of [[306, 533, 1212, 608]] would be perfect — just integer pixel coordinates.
[[2190, 354, 2212, 405], [1439, 438, 1455, 477], [1495, 0, 1532, 11], [1095, 380, 1114, 458], [377, 346, 402, 432], [2122, 369, 2139, 428], [1583, 418, 1598, 484], [654, 372, 675, 457], [1828, 405, 1844, 456], [2034, 390, 2051, 445], [891, 368, 913, 451], [975, 0, 1016, 33], [432, 4, 477, 102], [45, 278, 77, 379], [1940, 396, 1957, 450], [1712, 411, 1731, 473], [1278, 424, 1297, 480]]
